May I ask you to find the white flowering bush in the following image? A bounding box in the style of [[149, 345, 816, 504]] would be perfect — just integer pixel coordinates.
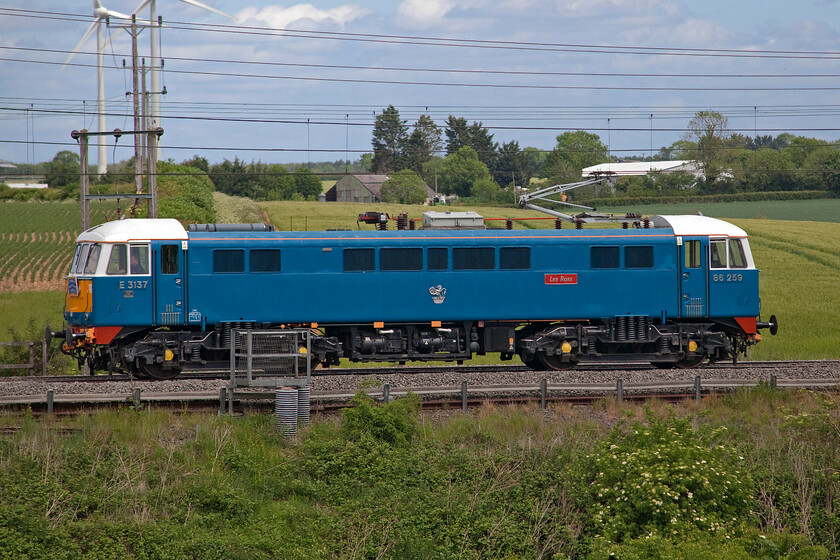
[[587, 415, 753, 543]]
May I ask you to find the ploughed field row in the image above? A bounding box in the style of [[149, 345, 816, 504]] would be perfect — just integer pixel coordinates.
[[0, 231, 76, 292], [0, 201, 117, 293], [1, 361, 837, 403]]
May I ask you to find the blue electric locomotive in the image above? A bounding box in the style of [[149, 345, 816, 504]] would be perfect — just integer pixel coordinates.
[[55, 214, 776, 378]]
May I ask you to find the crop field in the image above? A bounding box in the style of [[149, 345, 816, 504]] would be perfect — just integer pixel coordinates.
[[730, 219, 840, 360], [602, 197, 840, 223], [0, 201, 121, 293]]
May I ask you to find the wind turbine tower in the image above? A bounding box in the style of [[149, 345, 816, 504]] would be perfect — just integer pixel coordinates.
[[132, 0, 237, 162], [65, 0, 132, 175]]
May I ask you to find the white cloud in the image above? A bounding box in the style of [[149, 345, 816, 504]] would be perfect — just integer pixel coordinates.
[[236, 4, 372, 29], [396, 0, 455, 26], [554, 0, 668, 18]]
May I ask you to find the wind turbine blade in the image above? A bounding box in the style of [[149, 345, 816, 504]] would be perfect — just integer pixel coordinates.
[[103, 8, 133, 19], [131, 0, 153, 16], [63, 19, 100, 68], [177, 0, 237, 21]]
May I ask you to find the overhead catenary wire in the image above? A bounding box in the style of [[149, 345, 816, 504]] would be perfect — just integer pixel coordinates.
[[2, 7, 839, 165], [2, 7, 840, 60]]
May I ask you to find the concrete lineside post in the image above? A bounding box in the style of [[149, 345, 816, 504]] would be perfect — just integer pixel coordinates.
[[540, 378, 547, 410], [46, 389, 54, 415], [133, 387, 141, 408], [383, 383, 390, 403], [694, 375, 702, 403], [616, 378, 624, 402], [461, 381, 468, 412], [219, 387, 226, 415]]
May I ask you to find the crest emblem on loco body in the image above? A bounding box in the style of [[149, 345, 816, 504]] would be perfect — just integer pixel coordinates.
[[429, 285, 446, 304]]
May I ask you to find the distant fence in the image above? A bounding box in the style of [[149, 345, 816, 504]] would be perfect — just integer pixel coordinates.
[[0, 341, 48, 376]]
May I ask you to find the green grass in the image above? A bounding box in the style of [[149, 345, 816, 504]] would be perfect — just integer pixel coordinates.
[[729, 219, 840, 360], [601, 198, 840, 223], [1, 391, 840, 558], [0, 291, 65, 342], [259, 200, 552, 231]]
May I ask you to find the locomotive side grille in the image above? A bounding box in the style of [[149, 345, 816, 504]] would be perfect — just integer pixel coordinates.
[[684, 298, 704, 318], [160, 304, 181, 326]]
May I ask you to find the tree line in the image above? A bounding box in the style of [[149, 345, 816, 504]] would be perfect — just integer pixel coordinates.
[[4, 108, 839, 204]]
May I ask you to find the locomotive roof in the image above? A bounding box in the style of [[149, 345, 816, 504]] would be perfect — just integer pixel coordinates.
[[651, 215, 748, 238], [76, 216, 748, 244], [77, 218, 188, 243]]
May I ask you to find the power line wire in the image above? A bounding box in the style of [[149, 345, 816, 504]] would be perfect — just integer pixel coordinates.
[[2, 7, 840, 60]]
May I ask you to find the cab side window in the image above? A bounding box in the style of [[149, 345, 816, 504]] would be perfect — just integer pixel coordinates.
[[83, 244, 101, 275], [728, 239, 747, 268], [709, 240, 727, 269], [130, 245, 150, 275], [107, 244, 128, 275], [684, 240, 701, 269]]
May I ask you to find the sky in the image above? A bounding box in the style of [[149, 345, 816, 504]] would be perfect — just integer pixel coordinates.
[[1, 0, 839, 169]]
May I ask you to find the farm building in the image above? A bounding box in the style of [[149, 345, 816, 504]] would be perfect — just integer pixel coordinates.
[[582, 160, 703, 180], [326, 174, 437, 203]]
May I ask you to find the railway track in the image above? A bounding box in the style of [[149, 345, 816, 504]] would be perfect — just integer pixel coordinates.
[[0, 360, 837, 416], [0, 359, 830, 385]]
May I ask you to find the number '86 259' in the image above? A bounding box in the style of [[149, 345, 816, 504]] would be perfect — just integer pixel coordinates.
[[713, 273, 743, 282]]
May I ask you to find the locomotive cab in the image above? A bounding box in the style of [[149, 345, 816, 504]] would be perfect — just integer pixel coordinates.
[[60, 219, 189, 373]]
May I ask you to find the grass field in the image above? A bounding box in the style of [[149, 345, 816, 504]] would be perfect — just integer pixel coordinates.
[[260, 200, 552, 231], [601, 198, 840, 223], [729, 219, 840, 360], [0, 199, 837, 362]]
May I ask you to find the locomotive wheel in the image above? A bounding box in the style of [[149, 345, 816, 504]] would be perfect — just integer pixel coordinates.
[[521, 355, 548, 371], [674, 353, 706, 369], [138, 361, 181, 380], [538, 353, 578, 371]]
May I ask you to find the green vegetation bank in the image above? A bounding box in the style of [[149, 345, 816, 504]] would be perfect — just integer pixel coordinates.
[[1, 389, 839, 559]]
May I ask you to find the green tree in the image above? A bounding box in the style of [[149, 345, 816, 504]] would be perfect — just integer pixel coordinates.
[[801, 147, 840, 193], [181, 155, 209, 172], [684, 110, 731, 184], [495, 140, 533, 187], [444, 116, 497, 171], [262, 163, 295, 200], [420, 156, 444, 191], [208, 157, 253, 198], [45, 150, 80, 188], [523, 146, 546, 178], [470, 176, 504, 203], [733, 148, 797, 192], [403, 114, 442, 174], [359, 153, 374, 172], [293, 168, 323, 199], [657, 139, 695, 161], [542, 131, 609, 185], [154, 160, 215, 224], [437, 146, 492, 197], [371, 105, 408, 173], [783, 136, 829, 167], [380, 169, 428, 204]]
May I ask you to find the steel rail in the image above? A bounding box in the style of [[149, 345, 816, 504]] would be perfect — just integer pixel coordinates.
[[2, 360, 835, 385]]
